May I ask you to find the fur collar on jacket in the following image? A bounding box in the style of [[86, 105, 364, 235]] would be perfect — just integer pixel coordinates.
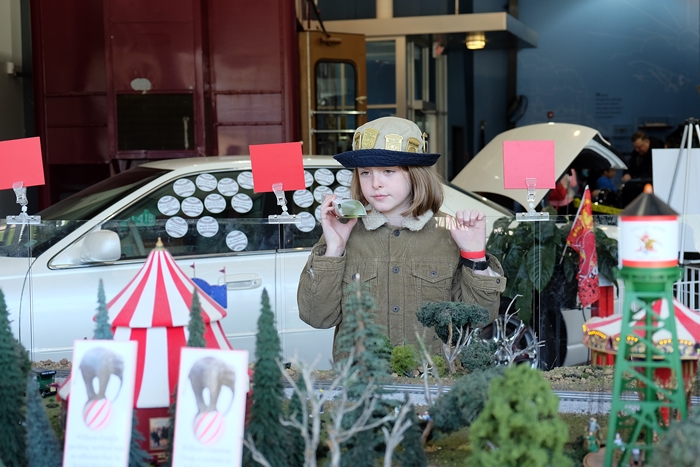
[[361, 206, 434, 232]]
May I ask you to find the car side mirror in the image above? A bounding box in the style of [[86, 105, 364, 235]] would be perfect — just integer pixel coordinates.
[[51, 230, 122, 268], [80, 230, 121, 263]]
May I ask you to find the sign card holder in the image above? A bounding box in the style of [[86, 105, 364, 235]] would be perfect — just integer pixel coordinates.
[[502, 140, 556, 222]]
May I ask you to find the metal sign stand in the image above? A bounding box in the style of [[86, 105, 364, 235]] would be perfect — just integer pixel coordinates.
[[268, 182, 301, 224], [6, 181, 41, 225], [515, 178, 549, 222]]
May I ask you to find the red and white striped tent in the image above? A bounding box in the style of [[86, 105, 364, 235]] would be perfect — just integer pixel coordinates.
[[583, 298, 700, 359], [59, 242, 232, 408]]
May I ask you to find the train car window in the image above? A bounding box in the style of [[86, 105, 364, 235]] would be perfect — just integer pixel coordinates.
[[314, 61, 357, 155], [116, 94, 195, 151]]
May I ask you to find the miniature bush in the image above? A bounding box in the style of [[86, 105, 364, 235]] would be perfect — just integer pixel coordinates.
[[460, 339, 496, 373], [432, 354, 447, 377], [431, 366, 505, 434], [646, 407, 700, 467], [391, 345, 419, 377], [469, 364, 572, 467]]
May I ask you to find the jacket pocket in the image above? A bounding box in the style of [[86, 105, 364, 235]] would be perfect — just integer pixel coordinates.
[[411, 262, 454, 304], [343, 262, 379, 295]]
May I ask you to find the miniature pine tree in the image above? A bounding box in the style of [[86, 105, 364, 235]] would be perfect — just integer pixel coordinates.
[[459, 338, 497, 373], [243, 288, 287, 467], [284, 375, 306, 467], [187, 289, 206, 348], [396, 404, 427, 467], [128, 412, 151, 467], [335, 279, 393, 467], [94, 279, 113, 339], [431, 366, 506, 434], [468, 364, 572, 467], [646, 406, 700, 467], [0, 289, 27, 467], [25, 376, 62, 467], [162, 389, 177, 467]]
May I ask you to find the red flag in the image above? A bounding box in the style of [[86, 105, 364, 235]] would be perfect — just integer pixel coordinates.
[[566, 186, 599, 307], [219, 267, 226, 274]]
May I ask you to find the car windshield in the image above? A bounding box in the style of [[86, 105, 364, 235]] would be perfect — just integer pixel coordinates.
[[0, 167, 168, 258]]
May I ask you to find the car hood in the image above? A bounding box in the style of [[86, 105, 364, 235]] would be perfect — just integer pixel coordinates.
[[451, 123, 627, 205]]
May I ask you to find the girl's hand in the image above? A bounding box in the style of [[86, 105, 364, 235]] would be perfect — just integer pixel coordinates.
[[320, 194, 358, 257], [447, 209, 487, 254]]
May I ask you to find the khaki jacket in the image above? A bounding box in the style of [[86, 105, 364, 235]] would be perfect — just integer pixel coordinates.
[[297, 209, 506, 361]]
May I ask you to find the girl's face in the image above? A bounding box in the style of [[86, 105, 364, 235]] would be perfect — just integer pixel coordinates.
[[358, 166, 412, 218]]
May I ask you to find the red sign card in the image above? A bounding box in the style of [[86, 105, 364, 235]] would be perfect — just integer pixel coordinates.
[[249, 142, 305, 193], [502, 140, 556, 189], [0, 137, 45, 191]]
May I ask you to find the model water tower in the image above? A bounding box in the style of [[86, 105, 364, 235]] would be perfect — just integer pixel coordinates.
[[604, 185, 686, 467]]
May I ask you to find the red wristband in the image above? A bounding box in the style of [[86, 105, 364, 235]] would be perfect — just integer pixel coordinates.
[[460, 250, 486, 259]]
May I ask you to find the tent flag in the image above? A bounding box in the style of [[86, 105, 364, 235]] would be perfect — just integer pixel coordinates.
[[566, 186, 599, 307]]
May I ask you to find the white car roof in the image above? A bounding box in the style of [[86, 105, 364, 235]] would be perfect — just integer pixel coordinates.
[[451, 123, 628, 205], [141, 155, 340, 173]]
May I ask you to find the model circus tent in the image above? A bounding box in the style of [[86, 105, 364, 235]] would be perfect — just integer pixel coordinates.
[[59, 241, 232, 408], [583, 298, 700, 359]]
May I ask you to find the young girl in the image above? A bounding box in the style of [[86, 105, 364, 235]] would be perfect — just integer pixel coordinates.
[[297, 117, 506, 361]]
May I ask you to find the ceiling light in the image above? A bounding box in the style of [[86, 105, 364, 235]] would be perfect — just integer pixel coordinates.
[[466, 33, 486, 50]]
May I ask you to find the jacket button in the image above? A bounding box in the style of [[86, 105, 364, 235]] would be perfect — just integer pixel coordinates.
[[496, 278, 501, 284], [352, 273, 359, 280], [393, 229, 400, 237], [429, 271, 437, 278], [392, 306, 400, 313], [393, 266, 400, 274]]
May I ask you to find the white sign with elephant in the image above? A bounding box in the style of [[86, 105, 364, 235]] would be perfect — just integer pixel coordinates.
[[63, 340, 138, 467], [172, 348, 250, 467]]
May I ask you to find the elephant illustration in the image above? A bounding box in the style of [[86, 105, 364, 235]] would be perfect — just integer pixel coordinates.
[[188, 357, 236, 415], [79, 347, 124, 401]]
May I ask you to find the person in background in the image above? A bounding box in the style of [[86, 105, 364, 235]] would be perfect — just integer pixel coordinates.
[[548, 168, 578, 215], [621, 131, 665, 182], [596, 168, 618, 193]]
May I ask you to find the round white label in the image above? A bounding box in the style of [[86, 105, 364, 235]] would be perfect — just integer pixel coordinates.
[[196, 216, 219, 237], [313, 186, 333, 204], [217, 177, 239, 196], [204, 194, 226, 214], [226, 230, 249, 252], [196, 173, 218, 192], [173, 179, 196, 197], [314, 169, 335, 186], [296, 212, 316, 233], [334, 186, 351, 199], [181, 197, 204, 217], [336, 169, 353, 187], [165, 216, 188, 238], [237, 171, 254, 190], [293, 190, 314, 208], [314, 205, 322, 222], [231, 193, 253, 213], [304, 170, 314, 188], [158, 196, 180, 216]]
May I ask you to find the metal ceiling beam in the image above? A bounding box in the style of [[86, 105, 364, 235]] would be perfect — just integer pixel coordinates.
[[324, 12, 537, 47]]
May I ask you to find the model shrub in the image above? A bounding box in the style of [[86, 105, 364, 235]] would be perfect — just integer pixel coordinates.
[[431, 366, 505, 434], [391, 345, 419, 377], [460, 338, 496, 373], [468, 364, 572, 467], [25, 376, 62, 467], [647, 407, 700, 467], [432, 354, 447, 377]]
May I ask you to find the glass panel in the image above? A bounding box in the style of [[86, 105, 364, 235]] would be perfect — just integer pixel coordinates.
[[314, 61, 357, 155], [366, 41, 396, 105], [117, 94, 195, 151], [413, 43, 423, 101], [367, 108, 396, 121]]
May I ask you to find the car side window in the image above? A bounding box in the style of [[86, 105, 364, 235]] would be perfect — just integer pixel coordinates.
[[102, 170, 280, 259]]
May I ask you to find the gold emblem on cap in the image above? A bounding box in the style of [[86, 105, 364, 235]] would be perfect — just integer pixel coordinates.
[[353, 132, 362, 150], [385, 134, 403, 151], [422, 132, 429, 153], [362, 128, 379, 149], [406, 137, 421, 153]]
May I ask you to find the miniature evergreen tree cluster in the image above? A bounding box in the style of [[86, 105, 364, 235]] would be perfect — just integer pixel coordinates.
[[416, 301, 489, 374], [431, 366, 505, 434], [243, 288, 288, 467], [647, 407, 700, 467], [468, 364, 572, 467], [25, 376, 62, 467], [0, 289, 28, 467], [460, 338, 497, 373]]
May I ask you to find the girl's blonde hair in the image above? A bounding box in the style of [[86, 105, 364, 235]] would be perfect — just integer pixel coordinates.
[[350, 166, 444, 217]]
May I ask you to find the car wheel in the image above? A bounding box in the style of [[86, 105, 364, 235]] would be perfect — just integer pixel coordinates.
[[474, 314, 539, 368]]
